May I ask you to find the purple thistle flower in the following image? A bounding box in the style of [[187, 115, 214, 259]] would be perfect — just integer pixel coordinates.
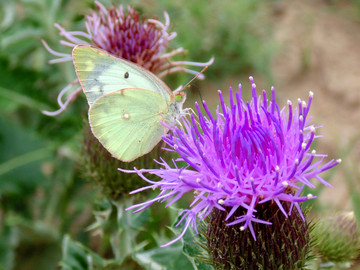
[[122, 76, 341, 247], [42, 1, 213, 116]]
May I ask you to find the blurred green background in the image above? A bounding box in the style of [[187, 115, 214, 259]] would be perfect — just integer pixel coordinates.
[[0, 0, 359, 269]]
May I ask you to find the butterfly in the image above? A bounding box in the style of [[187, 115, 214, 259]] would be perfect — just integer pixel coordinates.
[[72, 45, 186, 162]]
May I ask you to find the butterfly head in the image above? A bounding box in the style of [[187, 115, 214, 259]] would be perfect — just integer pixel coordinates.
[[174, 91, 186, 103], [165, 65, 208, 127], [166, 92, 186, 126]]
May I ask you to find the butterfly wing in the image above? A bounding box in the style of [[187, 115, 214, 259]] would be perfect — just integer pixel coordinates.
[[89, 88, 170, 162], [72, 45, 172, 106]]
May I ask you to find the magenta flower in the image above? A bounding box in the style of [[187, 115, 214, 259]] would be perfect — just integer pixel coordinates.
[[123, 77, 341, 246], [42, 1, 213, 116]]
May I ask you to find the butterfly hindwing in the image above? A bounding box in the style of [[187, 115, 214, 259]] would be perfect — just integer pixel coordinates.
[[72, 45, 172, 106], [89, 88, 169, 162]]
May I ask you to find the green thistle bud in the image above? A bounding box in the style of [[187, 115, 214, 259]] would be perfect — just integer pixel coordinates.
[[79, 123, 165, 200], [313, 212, 360, 265], [206, 201, 312, 270]]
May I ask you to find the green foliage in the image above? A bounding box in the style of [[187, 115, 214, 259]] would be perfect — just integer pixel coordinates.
[[66, 200, 200, 269], [60, 235, 123, 270], [0, 117, 50, 203], [133, 245, 193, 270], [182, 223, 213, 270], [2, 217, 61, 270], [147, 0, 275, 81], [61, 234, 196, 270], [0, 0, 93, 70]]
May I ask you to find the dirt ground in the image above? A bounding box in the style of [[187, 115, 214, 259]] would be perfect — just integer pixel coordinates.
[[268, 1, 360, 211]]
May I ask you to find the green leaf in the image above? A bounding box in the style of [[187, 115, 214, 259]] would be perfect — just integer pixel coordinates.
[[182, 228, 213, 270], [110, 200, 151, 262], [1, 28, 44, 48], [0, 223, 17, 270], [61, 235, 90, 270], [60, 235, 122, 270], [0, 2, 15, 31], [0, 55, 86, 144], [0, 117, 51, 200], [4, 216, 61, 270], [133, 244, 194, 270]]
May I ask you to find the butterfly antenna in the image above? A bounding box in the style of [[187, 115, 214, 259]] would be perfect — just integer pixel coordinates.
[[190, 84, 204, 102], [180, 66, 208, 92]]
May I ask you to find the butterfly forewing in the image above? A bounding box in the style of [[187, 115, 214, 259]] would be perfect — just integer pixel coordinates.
[[89, 88, 169, 162], [72, 45, 172, 106]]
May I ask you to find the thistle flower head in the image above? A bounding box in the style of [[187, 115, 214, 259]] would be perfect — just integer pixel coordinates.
[[86, 3, 176, 74], [314, 212, 360, 264], [206, 201, 313, 269], [42, 1, 213, 116], [124, 77, 340, 246]]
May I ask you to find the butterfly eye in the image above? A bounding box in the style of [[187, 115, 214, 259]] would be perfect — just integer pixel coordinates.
[[175, 94, 183, 102], [124, 72, 129, 79]]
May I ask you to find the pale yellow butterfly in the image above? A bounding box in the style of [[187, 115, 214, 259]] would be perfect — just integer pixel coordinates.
[[72, 45, 186, 162]]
